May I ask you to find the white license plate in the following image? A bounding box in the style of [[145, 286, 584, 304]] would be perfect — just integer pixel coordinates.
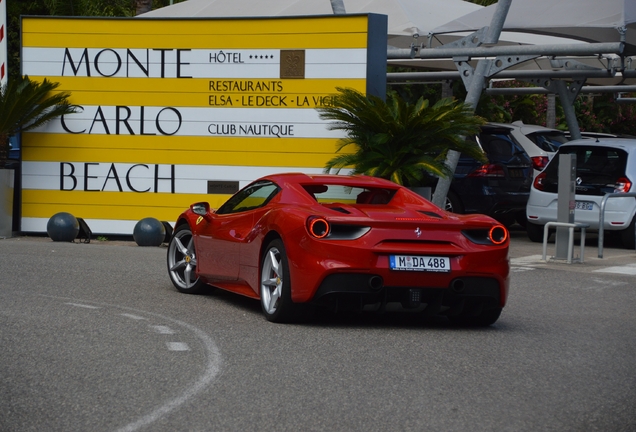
[[389, 255, 451, 272], [575, 201, 594, 210]]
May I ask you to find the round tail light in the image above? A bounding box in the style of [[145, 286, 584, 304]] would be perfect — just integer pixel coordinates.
[[307, 216, 330, 239], [489, 225, 508, 245]]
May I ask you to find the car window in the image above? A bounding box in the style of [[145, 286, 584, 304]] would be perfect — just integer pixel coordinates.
[[541, 146, 629, 195], [554, 147, 627, 178], [472, 131, 527, 160], [216, 181, 280, 214], [302, 184, 396, 205], [527, 132, 569, 152]]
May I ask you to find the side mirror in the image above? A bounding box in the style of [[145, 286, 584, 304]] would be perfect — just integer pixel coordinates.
[[190, 202, 214, 222]]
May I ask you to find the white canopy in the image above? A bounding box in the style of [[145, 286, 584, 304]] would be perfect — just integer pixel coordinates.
[[141, 0, 635, 85], [140, 0, 483, 49], [431, 0, 636, 55]]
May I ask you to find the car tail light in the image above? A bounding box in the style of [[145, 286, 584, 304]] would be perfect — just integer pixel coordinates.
[[531, 156, 549, 171], [468, 164, 505, 177], [533, 171, 547, 191], [489, 225, 508, 245], [462, 225, 509, 245], [614, 177, 632, 193], [307, 216, 330, 238]]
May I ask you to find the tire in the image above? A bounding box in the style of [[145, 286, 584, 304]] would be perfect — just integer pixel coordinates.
[[445, 191, 464, 214], [495, 214, 516, 228], [167, 224, 207, 294], [260, 239, 298, 323], [526, 222, 545, 243], [620, 216, 636, 249], [514, 210, 528, 228], [449, 307, 502, 327]]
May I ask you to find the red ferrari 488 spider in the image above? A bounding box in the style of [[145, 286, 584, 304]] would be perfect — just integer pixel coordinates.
[[167, 173, 510, 325]]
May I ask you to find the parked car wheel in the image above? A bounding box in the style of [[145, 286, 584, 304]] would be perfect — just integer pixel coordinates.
[[620, 217, 636, 249], [526, 222, 545, 243], [167, 224, 208, 294], [260, 239, 298, 323], [515, 210, 528, 228], [445, 191, 464, 214]]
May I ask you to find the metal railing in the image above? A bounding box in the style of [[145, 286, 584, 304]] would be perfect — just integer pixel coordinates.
[[598, 192, 636, 258], [543, 222, 589, 264]]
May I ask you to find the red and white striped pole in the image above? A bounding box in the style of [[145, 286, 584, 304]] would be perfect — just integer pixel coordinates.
[[0, 0, 7, 85], [0, 0, 7, 87]]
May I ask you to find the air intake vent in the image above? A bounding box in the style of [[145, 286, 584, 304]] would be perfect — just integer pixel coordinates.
[[419, 211, 443, 219]]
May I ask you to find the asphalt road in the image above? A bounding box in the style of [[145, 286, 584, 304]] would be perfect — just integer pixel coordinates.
[[1, 234, 635, 432]]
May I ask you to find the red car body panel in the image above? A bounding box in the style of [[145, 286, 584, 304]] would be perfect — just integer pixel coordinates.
[[173, 173, 510, 308]]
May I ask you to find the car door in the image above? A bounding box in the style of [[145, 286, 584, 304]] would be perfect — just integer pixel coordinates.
[[195, 181, 280, 281], [196, 212, 253, 281]]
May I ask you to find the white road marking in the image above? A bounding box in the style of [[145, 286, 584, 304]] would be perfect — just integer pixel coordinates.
[[41, 295, 222, 432], [151, 325, 176, 334], [114, 312, 221, 432], [65, 302, 100, 309], [593, 264, 636, 275], [512, 255, 636, 276], [511, 255, 545, 266], [511, 267, 536, 272], [590, 278, 629, 287], [167, 342, 190, 351], [119, 313, 146, 320]]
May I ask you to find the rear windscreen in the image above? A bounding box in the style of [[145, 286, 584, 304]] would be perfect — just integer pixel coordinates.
[[549, 146, 627, 179], [471, 131, 529, 163], [302, 185, 397, 205], [527, 132, 569, 152], [541, 146, 628, 195]]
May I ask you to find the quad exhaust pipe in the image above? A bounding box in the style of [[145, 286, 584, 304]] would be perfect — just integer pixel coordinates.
[[451, 279, 465, 293], [367, 276, 464, 293], [368, 275, 383, 291]]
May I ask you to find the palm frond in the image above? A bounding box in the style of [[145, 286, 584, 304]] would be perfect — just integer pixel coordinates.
[[1, 76, 80, 166], [318, 88, 486, 185], [0, 76, 79, 137]]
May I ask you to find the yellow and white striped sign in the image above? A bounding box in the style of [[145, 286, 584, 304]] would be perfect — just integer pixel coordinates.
[[20, 15, 387, 234]]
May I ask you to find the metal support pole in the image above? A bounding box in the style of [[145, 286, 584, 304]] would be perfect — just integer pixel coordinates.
[[329, 0, 346, 14], [555, 81, 582, 140], [432, 60, 491, 208], [483, 0, 512, 44], [481, 85, 636, 95], [387, 69, 616, 81], [387, 42, 624, 60], [430, 0, 512, 209], [546, 93, 556, 128], [441, 81, 453, 99]]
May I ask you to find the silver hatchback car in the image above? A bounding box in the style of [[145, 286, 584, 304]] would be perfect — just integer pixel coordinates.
[[526, 138, 636, 248]]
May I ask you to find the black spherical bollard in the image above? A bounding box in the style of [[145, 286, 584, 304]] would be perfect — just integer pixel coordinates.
[[133, 217, 166, 246], [47, 212, 80, 242]]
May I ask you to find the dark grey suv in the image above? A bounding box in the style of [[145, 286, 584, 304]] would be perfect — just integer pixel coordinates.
[[445, 125, 534, 227]]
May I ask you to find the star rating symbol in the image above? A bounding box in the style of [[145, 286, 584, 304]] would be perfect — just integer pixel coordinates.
[[249, 54, 275, 60]]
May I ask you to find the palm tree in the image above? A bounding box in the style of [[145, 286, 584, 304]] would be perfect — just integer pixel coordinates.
[[0, 76, 79, 167], [318, 87, 486, 186]]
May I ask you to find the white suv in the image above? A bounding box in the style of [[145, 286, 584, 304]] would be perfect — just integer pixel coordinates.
[[526, 138, 636, 248], [490, 121, 569, 176]]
